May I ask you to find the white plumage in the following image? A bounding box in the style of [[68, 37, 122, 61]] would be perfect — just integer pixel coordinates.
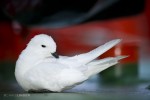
[[15, 34, 127, 92]]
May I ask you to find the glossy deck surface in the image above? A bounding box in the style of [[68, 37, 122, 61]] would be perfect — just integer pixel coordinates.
[[0, 62, 150, 100]]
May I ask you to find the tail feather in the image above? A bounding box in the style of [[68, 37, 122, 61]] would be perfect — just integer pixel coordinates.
[[72, 39, 121, 65], [84, 56, 128, 78]]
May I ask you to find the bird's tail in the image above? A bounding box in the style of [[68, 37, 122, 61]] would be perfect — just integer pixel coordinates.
[[84, 56, 128, 78]]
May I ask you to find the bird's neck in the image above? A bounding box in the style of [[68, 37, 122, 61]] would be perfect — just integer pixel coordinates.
[[15, 49, 44, 75]]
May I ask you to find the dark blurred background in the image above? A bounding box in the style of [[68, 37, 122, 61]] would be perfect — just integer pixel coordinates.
[[0, 0, 150, 99]]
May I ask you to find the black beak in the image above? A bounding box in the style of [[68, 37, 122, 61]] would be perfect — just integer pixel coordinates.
[[51, 52, 59, 58]]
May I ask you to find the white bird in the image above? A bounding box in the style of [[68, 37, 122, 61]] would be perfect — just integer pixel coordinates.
[[15, 34, 127, 93]]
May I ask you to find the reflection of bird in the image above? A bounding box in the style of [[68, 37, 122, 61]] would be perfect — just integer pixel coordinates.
[[15, 34, 127, 92]]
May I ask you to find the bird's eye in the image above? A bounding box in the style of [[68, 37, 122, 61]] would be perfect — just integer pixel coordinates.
[[41, 45, 46, 48]]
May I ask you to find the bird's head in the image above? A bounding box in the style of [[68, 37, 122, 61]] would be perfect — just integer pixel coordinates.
[[26, 34, 59, 59]]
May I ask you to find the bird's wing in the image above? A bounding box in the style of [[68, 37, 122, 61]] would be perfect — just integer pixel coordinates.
[[70, 39, 121, 65], [24, 62, 87, 91], [84, 56, 128, 78], [24, 62, 66, 91]]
